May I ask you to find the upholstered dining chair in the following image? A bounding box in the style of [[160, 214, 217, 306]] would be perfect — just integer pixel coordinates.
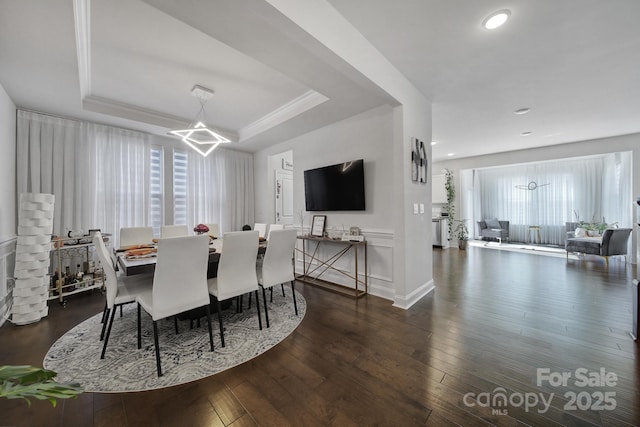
[[208, 230, 262, 347], [136, 235, 213, 377], [119, 226, 154, 248], [266, 223, 284, 240], [93, 232, 153, 359], [254, 223, 267, 239], [256, 229, 298, 328], [160, 224, 189, 239]]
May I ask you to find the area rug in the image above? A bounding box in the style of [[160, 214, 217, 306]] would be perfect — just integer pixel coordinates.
[[468, 239, 574, 259], [43, 290, 306, 393]]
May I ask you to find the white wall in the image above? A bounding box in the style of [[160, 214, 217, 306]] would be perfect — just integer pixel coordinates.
[[0, 83, 16, 325], [433, 133, 640, 262], [260, 0, 434, 308], [0, 84, 16, 242], [254, 105, 397, 299]]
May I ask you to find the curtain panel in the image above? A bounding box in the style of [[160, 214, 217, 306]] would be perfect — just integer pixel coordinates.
[[17, 110, 255, 246], [17, 110, 152, 240], [473, 153, 632, 245], [185, 147, 254, 234]]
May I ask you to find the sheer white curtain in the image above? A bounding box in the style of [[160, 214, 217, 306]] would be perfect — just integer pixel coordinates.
[[17, 110, 87, 234], [85, 122, 152, 241], [18, 110, 255, 244], [186, 147, 254, 234], [473, 154, 632, 245], [17, 110, 152, 245]]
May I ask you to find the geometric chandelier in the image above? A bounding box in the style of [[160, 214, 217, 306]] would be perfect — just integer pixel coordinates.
[[170, 85, 231, 157]]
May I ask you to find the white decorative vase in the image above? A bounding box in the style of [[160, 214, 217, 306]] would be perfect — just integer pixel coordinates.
[[12, 193, 55, 325]]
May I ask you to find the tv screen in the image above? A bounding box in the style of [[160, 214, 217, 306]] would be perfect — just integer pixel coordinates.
[[304, 159, 365, 211]]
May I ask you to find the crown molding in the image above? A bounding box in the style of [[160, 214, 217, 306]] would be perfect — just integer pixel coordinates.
[[83, 95, 239, 141], [238, 90, 328, 141], [73, 0, 91, 99]]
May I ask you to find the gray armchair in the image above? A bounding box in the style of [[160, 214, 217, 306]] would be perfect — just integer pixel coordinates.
[[565, 227, 632, 264], [477, 220, 509, 243]]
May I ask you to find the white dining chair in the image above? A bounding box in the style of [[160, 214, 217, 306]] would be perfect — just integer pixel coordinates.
[[256, 229, 298, 327], [253, 223, 267, 239], [266, 223, 284, 240], [160, 224, 189, 239], [207, 230, 262, 347], [136, 235, 213, 377], [119, 226, 154, 248], [94, 232, 153, 359], [205, 223, 221, 239]]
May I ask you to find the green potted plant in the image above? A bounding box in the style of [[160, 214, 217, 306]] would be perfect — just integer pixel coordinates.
[[444, 169, 455, 240], [0, 365, 82, 407], [453, 219, 469, 250]]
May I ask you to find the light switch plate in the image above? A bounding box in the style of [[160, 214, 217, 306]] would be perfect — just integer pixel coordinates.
[[413, 203, 419, 214], [419, 203, 425, 214]]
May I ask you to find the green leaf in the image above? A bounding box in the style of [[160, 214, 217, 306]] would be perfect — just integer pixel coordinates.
[[0, 365, 83, 407]]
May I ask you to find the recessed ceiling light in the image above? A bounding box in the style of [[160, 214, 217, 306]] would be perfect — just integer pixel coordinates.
[[514, 108, 530, 115], [447, 153, 455, 157], [483, 10, 511, 30], [430, 141, 437, 146], [520, 131, 533, 136]]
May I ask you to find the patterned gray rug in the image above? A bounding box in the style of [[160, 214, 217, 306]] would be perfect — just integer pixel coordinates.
[[44, 290, 306, 393]]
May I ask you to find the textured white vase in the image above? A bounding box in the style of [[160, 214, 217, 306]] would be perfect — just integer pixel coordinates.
[[12, 193, 55, 325]]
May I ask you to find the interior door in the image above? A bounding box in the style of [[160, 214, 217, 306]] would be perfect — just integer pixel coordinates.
[[275, 170, 294, 225]]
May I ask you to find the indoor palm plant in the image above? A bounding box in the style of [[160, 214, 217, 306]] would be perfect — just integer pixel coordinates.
[[0, 365, 82, 407]]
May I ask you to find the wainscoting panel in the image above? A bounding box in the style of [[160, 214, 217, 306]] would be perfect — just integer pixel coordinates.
[[294, 229, 394, 300], [0, 237, 17, 327]]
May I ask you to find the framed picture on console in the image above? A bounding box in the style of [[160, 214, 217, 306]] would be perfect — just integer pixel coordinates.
[[311, 215, 326, 237]]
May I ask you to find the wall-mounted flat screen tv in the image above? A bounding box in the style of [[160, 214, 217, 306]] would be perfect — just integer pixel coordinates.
[[304, 159, 365, 211]]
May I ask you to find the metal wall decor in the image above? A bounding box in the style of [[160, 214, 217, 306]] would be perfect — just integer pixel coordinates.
[[411, 137, 428, 183], [515, 181, 550, 190]]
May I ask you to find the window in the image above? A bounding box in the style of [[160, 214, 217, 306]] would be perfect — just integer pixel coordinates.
[[150, 147, 164, 236], [173, 149, 188, 225]]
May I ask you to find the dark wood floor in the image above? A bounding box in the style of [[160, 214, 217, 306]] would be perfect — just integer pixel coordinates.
[[1, 247, 638, 426]]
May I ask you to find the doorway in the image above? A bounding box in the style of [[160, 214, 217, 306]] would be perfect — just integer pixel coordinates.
[[272, 150, 294, 225]]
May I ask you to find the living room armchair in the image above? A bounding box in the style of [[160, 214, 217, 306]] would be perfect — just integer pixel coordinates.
[[565, 227, 632, 265], [477, 220, 509, 243]]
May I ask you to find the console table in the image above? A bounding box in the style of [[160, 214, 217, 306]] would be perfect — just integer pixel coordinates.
[[295, 235, 367, 298]]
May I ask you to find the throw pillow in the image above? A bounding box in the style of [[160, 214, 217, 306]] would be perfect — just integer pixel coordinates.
[[574, 227, 586, 238], [485, 218, 501, 229]]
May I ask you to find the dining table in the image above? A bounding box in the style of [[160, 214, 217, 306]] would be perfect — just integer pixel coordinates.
[[115, 238, 266, 278]]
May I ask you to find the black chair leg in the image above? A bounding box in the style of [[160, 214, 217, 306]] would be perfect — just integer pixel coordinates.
[[152, 320, 162, 377], [100, 307, 110, 341], [174, 316, 179, 334], [270, 287, 273, 302], [206, 305, 214, 352], [291, 281, 298, 315], [255, 289, 262, 330], [100, 301, 108, 324], [281, 283, 285, 297], [247, 292, 252, 309], [120, 305, 123, 317], [217, 298, 225, 347], [137, 303, 142, 349], [261, 286, 270, 328], [101, 305, 117, 359]]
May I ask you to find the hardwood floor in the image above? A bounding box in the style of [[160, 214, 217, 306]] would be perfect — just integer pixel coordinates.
[[1, 247, 638, 426]]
